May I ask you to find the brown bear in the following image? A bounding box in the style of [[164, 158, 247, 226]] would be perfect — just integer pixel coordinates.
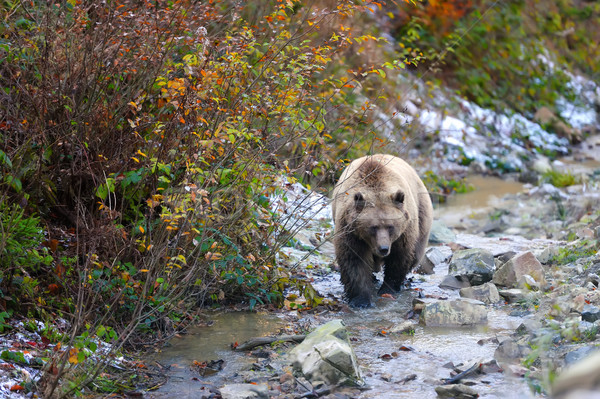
[[331, 154, 433, 308]]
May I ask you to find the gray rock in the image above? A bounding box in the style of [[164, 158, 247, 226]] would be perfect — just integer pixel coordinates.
[[434, 383, 479, 398], [448, 248, 495, 285], [494, 337, 531, 364], [582, 304, 600, 323], [429, 220, 457, 244], [439, 275, 471, 290], [388, 320, 417, 335], [460, 282, 501, 304], [498, 288, 526, 303], [553, 350, 600, 397], [537, 245, 559, 264], [565, 347, 599, 366], [219, 383, 269, 399], [420, 298, 487, 327], [289, 319, 363, 386], [493, 251, 547, 289], [416, 246, 453, 274]]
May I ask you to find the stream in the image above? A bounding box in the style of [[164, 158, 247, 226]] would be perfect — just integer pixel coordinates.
[[147, 174, 547, 399]]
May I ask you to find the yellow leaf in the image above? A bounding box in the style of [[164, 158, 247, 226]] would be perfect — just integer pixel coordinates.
[[131, 156, 139, 163], [140, 269, 149, 272], [138, 226, 145, 234], [68, 348, 79, 364]]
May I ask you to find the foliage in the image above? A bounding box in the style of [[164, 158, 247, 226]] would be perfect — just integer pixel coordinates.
[[0, 203, 52, 308], [542, 169, 579, 188], [0, 0, 406, 395], [421, 170, 473, 203], [551, 240, 598, 266], [389, 0, 598, 116]]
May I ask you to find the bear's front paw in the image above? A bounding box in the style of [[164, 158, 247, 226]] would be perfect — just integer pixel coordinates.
[[378, 281, 401, 296], [348, 295, 372, 308]]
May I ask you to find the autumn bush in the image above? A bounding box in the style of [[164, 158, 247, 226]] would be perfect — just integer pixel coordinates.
[[390, 0, 598, 117], [0, 0, 408, 395]]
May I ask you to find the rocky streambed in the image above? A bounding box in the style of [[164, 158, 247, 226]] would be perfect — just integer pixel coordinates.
[[148, 138, 600, 399]]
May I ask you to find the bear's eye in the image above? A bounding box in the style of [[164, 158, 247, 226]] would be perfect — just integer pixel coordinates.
[[393, 191, 405, 205], [386, 226, 394, 234], [354, 192, 366, 212]]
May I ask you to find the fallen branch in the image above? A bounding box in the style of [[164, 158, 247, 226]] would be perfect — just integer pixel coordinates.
[[234, 334, 306, 351], [443, 362, 482, 385]]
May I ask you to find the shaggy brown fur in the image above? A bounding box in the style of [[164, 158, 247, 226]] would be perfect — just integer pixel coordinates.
[[331, 154, 433, 307]]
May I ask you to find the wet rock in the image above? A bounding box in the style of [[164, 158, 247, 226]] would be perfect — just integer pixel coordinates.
[[219, 383, 269, 399], [420, 298, 487, 327], [480, 359, 503, 374], [439, 275, 471, 290], [564, 347, 599, 366], [492, 251, 547, 289], [429, 220, 457, 244], [416, 246, 453, 274], [388, 320, 417, 335], [289, 319, 363, 386], [582, 304, 600, 322], [459, 282, 501, 304], [448, 248, 495, 285], [552, 350, 600, 398], [434, 383, 479, 398], [498, 288, 525, 303], [494, 337, 531, 364]]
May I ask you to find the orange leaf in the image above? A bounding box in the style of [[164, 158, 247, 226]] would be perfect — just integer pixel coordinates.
[[10, 385, 24, 392], [381, 293, 395, 299]]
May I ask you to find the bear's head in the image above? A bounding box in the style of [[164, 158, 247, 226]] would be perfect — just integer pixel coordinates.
[[352, 190, 410, 258]]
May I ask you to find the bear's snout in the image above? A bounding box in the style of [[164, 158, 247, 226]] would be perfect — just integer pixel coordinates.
[[377, 245, 390, 257]]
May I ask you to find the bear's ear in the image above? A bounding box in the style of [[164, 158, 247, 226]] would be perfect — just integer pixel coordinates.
[[393, 190, 405, 206], [354, 192, 366, 212]]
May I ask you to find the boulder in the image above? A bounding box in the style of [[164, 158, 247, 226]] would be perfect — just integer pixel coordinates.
[[582, 304, 600, 323], [493, 251, 547, 289], [498, 288, 526, 303], [494, 337, 531, 365], [219, 383, 269, 399], [448, 248, 495, 285], [420, 298, 487, 327], [439, 275, 471, 290], [460, 282, 501, 304], [553, 350, 600, 398], [429, 220, 457, 244], [416, 246, 453, 274], [289, 319, 363, 386], [565, 347, 599, 366], [435, 383, 479, 398]]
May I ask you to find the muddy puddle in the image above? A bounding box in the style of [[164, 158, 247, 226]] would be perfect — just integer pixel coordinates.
[[149, 312, 286, 396], [435, 175, 524, 228]]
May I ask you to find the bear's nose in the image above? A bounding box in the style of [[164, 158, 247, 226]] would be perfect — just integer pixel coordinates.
[[378, 245, 390, 257]]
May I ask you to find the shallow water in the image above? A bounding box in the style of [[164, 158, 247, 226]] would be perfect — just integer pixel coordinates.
[[434, 175, 524, 228], [150, 265, 534, 398], [149, 175, 541, 398]]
